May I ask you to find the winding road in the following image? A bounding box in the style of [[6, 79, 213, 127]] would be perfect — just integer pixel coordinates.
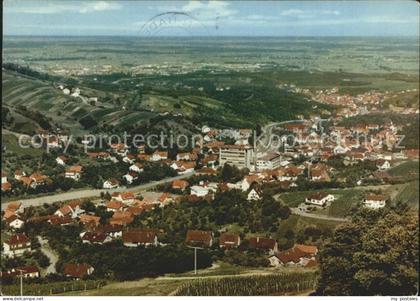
[[1, 172, 195, 210], [290, 207, 348, 222]]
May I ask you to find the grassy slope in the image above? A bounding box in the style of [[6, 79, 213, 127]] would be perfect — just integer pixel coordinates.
[[278, 188, 363, 217]]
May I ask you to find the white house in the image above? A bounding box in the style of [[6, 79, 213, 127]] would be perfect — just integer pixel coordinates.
[[3, 234, 31, 258], [129, 163, 144, 173], [176, 153, 191, 161], [71, 87, 81, 97], [103, 179, 120, 189], [122, 173, 137, 185], [56, 156, 68, 166], [170, 161, 195, 175], [376, 160, 391, 170], [239, 175, 260, 192], [65, 165, 82, 181], [305, 192, 335, 206], [247, 188, 263, 201], [151, 151, 168, 161], [54, 201, 85, 219], [334, 145, 350, 155], [6, 215, 25, 229], [122, 156, 135, 164], [201, 125, 211, 134], [14, 170, 26, 181], [1, 172, 8, 184], [364, 194, 387, 209]]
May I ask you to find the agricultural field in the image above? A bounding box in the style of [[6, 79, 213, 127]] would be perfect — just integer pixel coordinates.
[[3, 37, 419, 76], [173, 271, 318, 296], [57, 266, 317, 296], [388, 160, 419, 178]]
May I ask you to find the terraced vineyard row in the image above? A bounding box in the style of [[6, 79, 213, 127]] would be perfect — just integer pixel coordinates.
[[172, 271, 318, 296]]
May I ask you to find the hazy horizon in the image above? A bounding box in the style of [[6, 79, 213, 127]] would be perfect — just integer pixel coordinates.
[[4, 0, 419, 37]]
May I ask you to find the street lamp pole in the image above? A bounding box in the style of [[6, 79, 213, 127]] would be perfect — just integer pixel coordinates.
[[194, 247, 197, 274], [187, 246, 203, 275], [17, 269, 24, 296]]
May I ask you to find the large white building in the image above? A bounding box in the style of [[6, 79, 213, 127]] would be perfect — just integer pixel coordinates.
[[219, 145, 254, 169], [256, 152, 281, 170]]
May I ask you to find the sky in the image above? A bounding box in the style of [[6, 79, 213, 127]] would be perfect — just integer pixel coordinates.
[[3, 0, 420, 36]]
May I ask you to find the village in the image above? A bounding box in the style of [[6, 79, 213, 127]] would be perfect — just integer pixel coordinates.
[[2, 101, 418, 285]]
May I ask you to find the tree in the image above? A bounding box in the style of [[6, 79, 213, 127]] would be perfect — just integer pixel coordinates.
[[317, 206, 418, 296]]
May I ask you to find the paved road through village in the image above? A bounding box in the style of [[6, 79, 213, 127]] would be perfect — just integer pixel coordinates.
[[1, 172, 195, 210]]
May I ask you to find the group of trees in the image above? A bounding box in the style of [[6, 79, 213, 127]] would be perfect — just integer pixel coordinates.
[[133, 189, 291, 244], [317, 204, 419, 296]]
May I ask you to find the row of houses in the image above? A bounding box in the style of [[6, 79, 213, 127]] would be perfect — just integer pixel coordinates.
[[0, 263, 95, 280]]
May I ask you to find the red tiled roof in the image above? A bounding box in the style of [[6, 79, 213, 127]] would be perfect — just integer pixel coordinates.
[[195, 167, 217, 175], [63, 263, 93, 278], [79, 214, 101, 226], [219, 233, 240, 247], [172, 180, 189, 190], [1, 182, 12, 191], [249, 237, 276, 250], [122, 229, 157, 244], [365, 194, 387, 201], [307, 192, 329, 200], [274, 244, 318, 264], [6, 234, 30, 246], [81, 231, 108, 243], [106, 201, 125, 210], [1, 266, 39, 278], [186, 230, 212, 247], [66, 165, 82, 173], [7, 202, 22, 211], [49, 215, 72, 225]]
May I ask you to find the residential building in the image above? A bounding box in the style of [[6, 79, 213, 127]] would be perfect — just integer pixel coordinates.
[[247, 188, 263, 201], [3, 234, 31, 258], [249, 237, 278, 255], [65, 165, 83, 181], [80, 231, 111, 245], [172, 179, 189, 191], [151, 151, 168, 161], [103, 178, 120, 189], [54, 200, 84, 219], [6, 215, 25, 229], [186, 230, 213, 247], [122, 229, 158, 247], [219, 233, 241, 248], [129, 162, 144, 173], [305, 192, 335, 206], [269, 244, 318, 267], [63, 263, 94, 279], [1, 266, 40, 279], [364, 194, 387, 209], [56, 155, 68, 166]]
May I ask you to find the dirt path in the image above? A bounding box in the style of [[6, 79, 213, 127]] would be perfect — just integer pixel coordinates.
[[37, 236, 59, 275]]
